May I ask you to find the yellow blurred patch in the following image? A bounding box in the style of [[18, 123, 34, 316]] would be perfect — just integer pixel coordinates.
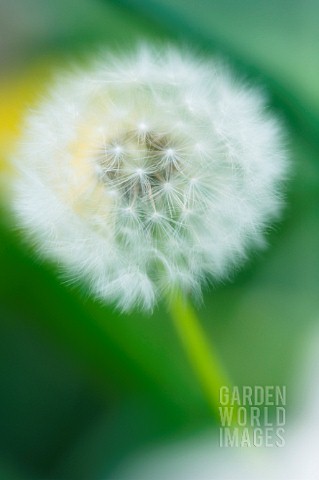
[[0, 61, 55, 172]]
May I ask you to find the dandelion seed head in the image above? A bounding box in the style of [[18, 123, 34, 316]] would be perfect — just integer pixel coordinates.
[[12, 46, 288, 311]]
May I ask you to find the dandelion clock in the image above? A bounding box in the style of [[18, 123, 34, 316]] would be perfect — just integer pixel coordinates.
[[12, 46, 288, 414]]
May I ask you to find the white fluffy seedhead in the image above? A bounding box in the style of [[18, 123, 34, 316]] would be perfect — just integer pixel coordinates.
[[13, 46, 288, 311]]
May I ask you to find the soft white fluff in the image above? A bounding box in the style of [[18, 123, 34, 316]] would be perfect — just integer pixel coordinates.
[[13, 46, 288, 311]]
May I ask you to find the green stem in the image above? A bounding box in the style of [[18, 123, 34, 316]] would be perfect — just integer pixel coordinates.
[[168, 290, 233, 419]]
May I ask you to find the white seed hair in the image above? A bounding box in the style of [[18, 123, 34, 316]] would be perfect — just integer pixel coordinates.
[[12, 46, 288, 311]]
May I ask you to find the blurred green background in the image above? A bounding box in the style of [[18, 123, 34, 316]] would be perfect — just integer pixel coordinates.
[[0, 0, 318, 478]]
